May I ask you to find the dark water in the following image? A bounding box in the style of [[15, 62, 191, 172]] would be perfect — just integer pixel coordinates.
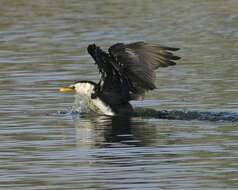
[[0, 0, 238, 189]]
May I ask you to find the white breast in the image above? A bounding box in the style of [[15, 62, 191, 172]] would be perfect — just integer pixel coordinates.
[[74, 82, 116, 116], [92, 98, 115, 116]]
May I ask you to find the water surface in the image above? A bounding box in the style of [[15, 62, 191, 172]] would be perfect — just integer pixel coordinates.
[[0, 0, 238, 189]]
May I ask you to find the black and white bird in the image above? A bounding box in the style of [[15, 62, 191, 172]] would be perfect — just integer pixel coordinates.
[[59, 42, 180, 116]]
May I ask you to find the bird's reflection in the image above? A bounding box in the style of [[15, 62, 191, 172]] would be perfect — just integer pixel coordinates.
[[72, 114, 158, 148]]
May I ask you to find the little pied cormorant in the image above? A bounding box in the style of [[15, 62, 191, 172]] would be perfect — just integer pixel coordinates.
[[59, 42, 180, 116]]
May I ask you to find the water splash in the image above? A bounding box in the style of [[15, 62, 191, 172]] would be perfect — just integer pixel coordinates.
[[57, 106, 238, 122], [57, 95, 238, 122]]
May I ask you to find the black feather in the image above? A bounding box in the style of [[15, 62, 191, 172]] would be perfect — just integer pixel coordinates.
[[87, 41, 180, 102]]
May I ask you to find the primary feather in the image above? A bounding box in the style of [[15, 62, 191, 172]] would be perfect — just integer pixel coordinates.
[[107, 42, 180, 100]]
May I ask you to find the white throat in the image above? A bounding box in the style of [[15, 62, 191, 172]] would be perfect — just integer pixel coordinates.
[[74, 82, 95, 96], [73, 82, 115, 116]]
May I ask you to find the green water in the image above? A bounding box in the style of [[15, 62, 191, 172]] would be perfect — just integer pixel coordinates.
[[0, 0, 238, 189]]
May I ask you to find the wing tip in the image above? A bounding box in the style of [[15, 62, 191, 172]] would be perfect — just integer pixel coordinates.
[[161, 46, 180, 51], [172, 55, 181, 60]]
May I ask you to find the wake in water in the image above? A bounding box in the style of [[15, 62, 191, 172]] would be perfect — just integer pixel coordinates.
[[53, 95, 238, 122], [52, 92, 238, 122], [133, 108, 238, 122], [58, 103, 238, 123]]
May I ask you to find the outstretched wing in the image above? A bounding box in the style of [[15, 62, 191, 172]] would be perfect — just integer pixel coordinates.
[[108, 42, 180, 100], [87, 42, 180, 102]]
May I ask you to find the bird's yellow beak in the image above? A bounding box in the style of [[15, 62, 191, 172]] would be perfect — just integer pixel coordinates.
[[59, 85, 75, 93]]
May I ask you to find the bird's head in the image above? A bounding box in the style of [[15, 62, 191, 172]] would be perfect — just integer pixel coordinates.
[[59, 81, 96, 96]]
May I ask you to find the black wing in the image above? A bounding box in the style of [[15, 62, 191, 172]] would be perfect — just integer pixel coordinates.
[[108, 42, 180, 100], [87, 44, 131, 107], [87, 42, 180, 103]]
